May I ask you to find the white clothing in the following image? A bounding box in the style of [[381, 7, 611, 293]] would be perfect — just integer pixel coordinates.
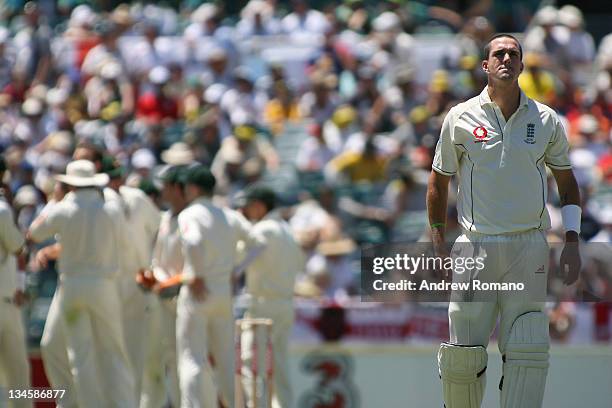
[[432, 87, 572, 234]]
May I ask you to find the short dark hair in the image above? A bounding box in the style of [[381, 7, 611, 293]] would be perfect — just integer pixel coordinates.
[[184, 164, 216, 194], [244, 185, 276, 212], [483, 34, 523, 60]]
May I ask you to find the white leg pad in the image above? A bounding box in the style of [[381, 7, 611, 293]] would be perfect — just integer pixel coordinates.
[[500, 312, 550, 408], [438, 343, 488, 408]]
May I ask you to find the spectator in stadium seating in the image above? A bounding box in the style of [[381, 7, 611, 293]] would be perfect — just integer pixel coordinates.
[[13, 2, 52, 86], [556, 6, 596, 65], [370, 11, 415, 79], [306, 234, 357, 299], [326, 138, 389, 184], [84, 59, 134, 121], [136, 65, 179, 124], [220, 67, 267, 127], [519, 52, 557, 105], [323, 105, 358, 155], [382, 67, 420, 127], [300, 70, 340, 124], [524, 6, 570, 69], [296, 123, 335, 172], [282, 0, 331, 37], [63, 5, 99, 69], [81, 21, 127, 78], [211, 123, 278, 194], [204, 48, 233, 87], [263, 80, 301, 135], [425, 70, 456, 118], [125, 21, 165, 80], [237, 0, 282, 38], [0, 27, 14, 90]]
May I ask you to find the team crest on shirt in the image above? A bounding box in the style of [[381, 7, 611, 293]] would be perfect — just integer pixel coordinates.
[[472, 126, 491, 143], [524, 123, 536, 144]]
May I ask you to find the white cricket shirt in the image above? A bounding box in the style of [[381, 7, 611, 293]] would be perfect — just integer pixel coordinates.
[[151, 210, 183, 281], [245, 210, 305, 301], [29, 189, 127, 279], [0, 199, 24, 297], [178, 197, 249, 297], [432, 87, 572, 234]]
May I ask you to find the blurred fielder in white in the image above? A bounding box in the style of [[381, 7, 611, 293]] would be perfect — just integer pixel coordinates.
[[237, 185, 305, 408]]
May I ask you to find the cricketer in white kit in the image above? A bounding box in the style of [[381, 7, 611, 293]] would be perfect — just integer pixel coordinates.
[[427, 35, 581, 408], [140, 165, 189, 408], [238, 185, 305, 408], [0, 167, 32, 408], [176, 165, 251, 408], [28, 160, 136, 408]]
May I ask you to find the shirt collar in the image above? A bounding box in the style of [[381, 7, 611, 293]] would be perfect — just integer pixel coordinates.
[[71, 188, 103, 200], [192, 196, 213, 206], [263, 209, 282, 222], [479, 86, 529, 109]]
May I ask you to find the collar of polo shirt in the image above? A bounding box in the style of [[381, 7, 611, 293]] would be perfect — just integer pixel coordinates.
[[478, 87, 529, 109]]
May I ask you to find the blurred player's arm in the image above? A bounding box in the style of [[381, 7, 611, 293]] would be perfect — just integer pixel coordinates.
[[178, 211, 208, 301], [1, 205, 25, 255]]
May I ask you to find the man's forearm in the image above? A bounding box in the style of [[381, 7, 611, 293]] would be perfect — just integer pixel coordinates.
[[552, 169, 581, 242], [427, 172, 450, 242]]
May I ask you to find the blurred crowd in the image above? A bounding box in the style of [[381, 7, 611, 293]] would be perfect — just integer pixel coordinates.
[[0, 1, 610, 306]]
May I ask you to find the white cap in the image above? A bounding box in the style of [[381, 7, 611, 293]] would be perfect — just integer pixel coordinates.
[[191, 3, 218, 24], [22, 98, 43, 116], [14, 185, 39, 207], [535, 6, 558, 26], [558, 5, 583, 28], [578, 114, 599, 134], [131, 148, 157, 169], [46, 88, 68, 106], [149, 65, 170, 84], [204, 83, 227, 104], [161, 142, 195, 165], [71, 4, 97, 27], [207, 46, 228, 61], [0, 27, 9, 44], [29, 84, 49, 101], [372, 12, 401, 32], [230, 109, 254, 126], [100, 60, 122, 80], [241, 0, 273, 20], [47, 131, 73, 153]]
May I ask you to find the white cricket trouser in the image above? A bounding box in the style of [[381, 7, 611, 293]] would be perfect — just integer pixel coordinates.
[[448, 229, 549, 352], [57, 275, 136, 408], [241, 299, 294, 408], [117, 276, 154, 404], [176, 287, 234, 408], [0, 298, 32, 408], [140, 297, 180, 408], [40, 289, 76, 408]]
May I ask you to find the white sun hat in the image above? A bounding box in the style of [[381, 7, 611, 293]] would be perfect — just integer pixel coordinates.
[[55, 160, 109, 187], [161, 142, 195, 165], [149, 65, 170, 84]]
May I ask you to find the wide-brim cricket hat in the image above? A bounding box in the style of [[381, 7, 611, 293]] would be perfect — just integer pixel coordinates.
[[161, 142, 195, 165], [55, 160, 109, 187]]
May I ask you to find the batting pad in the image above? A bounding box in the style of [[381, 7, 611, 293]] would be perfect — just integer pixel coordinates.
[[500, 312, 550, 408], [438, 343, 487, 408]]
